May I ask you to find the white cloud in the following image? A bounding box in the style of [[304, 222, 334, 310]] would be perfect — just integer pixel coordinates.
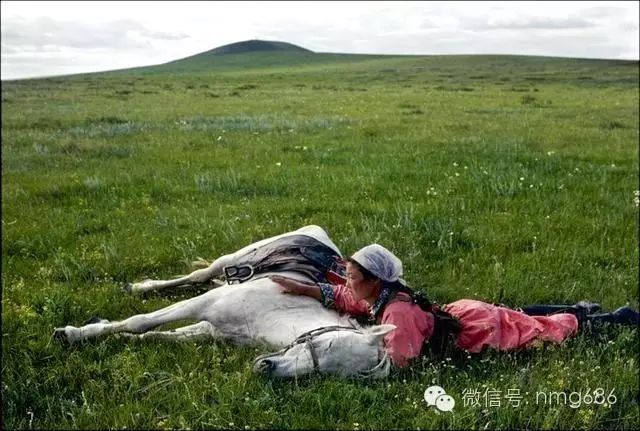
[[1, 16, 188, 50], [479, 16, 596, 30]]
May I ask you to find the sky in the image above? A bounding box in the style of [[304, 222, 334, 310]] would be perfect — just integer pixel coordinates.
[[2, 1, 638, 80]]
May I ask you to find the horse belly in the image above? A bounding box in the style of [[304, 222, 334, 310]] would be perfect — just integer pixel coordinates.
[[200, 282, 342, 347]]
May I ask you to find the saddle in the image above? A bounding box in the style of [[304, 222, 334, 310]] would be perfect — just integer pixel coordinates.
[[223, 234, 346, 284]]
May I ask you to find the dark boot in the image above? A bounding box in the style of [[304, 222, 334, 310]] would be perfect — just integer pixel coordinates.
[[582, 306, 640, 327]]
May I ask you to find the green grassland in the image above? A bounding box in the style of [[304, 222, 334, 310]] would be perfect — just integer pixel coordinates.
[[2, 51, 639, 429]]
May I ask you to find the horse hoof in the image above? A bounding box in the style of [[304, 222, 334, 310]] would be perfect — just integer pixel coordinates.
[[53, 328, 68, 343], [121, 283, 133, 294]]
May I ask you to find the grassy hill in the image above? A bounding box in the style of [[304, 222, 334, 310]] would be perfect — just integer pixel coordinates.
[[103, 42, 638, 89], [202, 39, 314, 55], [142, 39, 337, 73], [2, 44, 639, 430]]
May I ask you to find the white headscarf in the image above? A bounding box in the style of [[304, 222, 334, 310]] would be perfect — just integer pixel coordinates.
[[350, 244, 404, 283]]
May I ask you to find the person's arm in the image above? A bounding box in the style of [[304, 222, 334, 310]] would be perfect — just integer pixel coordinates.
[[269, 276, 369, 316], [269, 275, 321, 300]]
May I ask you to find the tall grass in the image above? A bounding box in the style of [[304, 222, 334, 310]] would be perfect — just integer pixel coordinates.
[[2, 54, 639, 429]]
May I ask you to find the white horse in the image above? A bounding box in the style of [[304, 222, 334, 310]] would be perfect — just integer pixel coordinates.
[[54, 225, 394, 378]]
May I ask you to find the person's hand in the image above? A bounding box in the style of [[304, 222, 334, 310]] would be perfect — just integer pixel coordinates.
[[269, 275, 301, 295]]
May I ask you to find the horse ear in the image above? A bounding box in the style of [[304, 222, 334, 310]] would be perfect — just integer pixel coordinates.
[[366, 324, 396, 344]]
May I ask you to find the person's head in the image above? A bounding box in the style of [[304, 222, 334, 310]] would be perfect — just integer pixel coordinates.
[[346, 244, 404, 302], [345, 258, 381, 302]]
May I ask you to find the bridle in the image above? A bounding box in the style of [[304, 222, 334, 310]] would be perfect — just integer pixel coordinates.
[[254, 325, 389, 376], [253, 325, 390, 377]]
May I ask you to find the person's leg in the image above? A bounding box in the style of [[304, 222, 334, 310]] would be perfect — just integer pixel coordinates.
[[519, 301, 601, 317], [519, 301, 639, 327]]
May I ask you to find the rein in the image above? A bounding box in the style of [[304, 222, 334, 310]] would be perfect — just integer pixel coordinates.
[[253, 325, 389, 377]]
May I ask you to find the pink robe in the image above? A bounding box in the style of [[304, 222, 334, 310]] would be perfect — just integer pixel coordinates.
[[327, 285, 579, 368]]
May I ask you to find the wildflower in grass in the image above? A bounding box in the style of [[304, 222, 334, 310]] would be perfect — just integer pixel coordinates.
[[276, 162, 282, 166], [26, 408, 34, 428], [634, 190, 639, 207]]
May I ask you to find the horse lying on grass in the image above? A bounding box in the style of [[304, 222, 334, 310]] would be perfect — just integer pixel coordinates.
[[54, 225, 394, 378]]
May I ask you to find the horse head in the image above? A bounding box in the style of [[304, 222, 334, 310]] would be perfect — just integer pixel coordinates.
[[252, 324, 396, 378]]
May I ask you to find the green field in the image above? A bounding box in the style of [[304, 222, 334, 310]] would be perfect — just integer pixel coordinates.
[[2, 50, 639, 429]]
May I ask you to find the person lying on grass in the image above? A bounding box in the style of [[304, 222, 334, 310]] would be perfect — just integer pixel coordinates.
[[270, 244, 639, 368]]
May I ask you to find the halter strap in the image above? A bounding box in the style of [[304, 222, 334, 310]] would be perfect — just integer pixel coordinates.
[[253, 324, 389, 376]]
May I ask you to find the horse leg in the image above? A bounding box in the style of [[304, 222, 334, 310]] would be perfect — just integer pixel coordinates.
[[122, 229, 307, 294], [53, 292, 214, 343], [122, 321, 216, 342], [124, 254, 234, 294]]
